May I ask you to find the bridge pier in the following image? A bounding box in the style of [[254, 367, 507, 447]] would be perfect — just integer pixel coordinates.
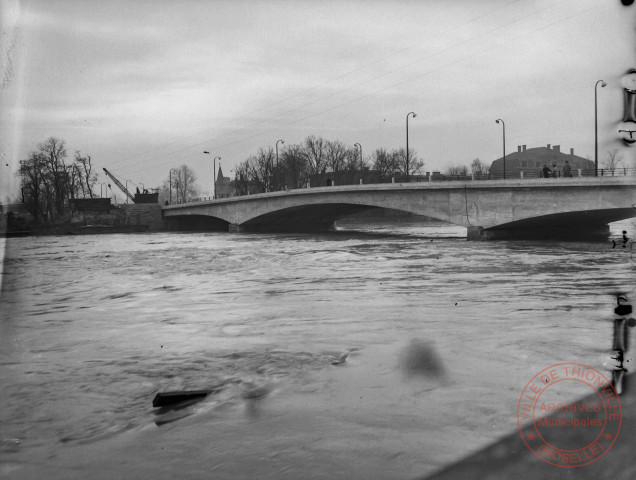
[[468, 225, 611, 241], [228, 223, 245, 233], [467, 227, 486, 241]]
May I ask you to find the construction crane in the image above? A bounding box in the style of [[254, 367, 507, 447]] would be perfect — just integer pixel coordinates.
[[102, 168, 136, 203]]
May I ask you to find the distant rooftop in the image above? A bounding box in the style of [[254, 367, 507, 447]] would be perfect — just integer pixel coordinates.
[[490, 144, 593, 174]]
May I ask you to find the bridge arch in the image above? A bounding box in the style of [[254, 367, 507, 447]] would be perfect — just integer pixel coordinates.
[[236, 202, 457, 232], [473, 207, 636, 240]]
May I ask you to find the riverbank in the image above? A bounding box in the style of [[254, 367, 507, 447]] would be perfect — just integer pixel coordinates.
[[425, 373, 635, 480], [1, 202, 163, 237]]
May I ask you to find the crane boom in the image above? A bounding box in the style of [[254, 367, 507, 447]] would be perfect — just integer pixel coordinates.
[[103, 168, 136, 203]]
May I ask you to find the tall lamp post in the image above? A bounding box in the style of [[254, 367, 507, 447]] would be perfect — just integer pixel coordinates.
[[213, 157, 220, 198], [276, 139, 284, 191], [406, 112, 417, 181], [595, 80, 607, 177], [495, 119, 505, 179], [169, 168, 176, 204], [354, 143, 362, 182], [203, 151, 220, 199]]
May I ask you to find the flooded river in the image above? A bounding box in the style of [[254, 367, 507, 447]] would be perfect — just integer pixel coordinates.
[[1, 219, 634, 479]]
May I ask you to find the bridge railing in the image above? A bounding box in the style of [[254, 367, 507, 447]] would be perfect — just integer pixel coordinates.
[[341, 168, 636, 183], [595, 167, 636, 177]]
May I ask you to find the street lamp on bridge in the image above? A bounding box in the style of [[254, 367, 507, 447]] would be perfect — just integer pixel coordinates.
[[204, 151, 220, 199], [406, 112, 416, 181], [354, 143, 362, 177], [495, 119, 506, 179], [213, 157, 220, 198], [595, 79, 607, 177], [276, 139, 284, 191], [169, 168, 176, 204]]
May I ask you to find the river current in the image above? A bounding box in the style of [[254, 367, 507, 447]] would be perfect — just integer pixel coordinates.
[[1, 219, 634, 479]]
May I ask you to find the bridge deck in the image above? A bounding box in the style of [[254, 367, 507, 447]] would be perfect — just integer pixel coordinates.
[[164, 176, 636, 209]]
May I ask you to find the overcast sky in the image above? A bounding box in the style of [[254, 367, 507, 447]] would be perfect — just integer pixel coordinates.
[[1, 0, 635, 200]]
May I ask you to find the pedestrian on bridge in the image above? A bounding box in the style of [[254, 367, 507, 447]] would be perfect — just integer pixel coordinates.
[[563, 161, 572, 177], [541, 164, 551, 178]]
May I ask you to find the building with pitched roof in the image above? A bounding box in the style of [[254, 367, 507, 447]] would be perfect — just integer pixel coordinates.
[[489, 144, 594, 178]]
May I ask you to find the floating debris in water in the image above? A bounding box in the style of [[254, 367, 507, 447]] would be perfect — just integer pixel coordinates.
[[152, 390, 210, 408], [330, 352, 349, 365]]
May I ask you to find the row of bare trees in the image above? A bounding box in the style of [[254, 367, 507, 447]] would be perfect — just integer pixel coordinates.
[[445, 158, 490, 177], [232, 135, 426, 195], [18, 137, 97, 225]]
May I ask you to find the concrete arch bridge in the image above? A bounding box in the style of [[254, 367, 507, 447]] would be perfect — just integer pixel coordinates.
[[162, 177, 636, 240]]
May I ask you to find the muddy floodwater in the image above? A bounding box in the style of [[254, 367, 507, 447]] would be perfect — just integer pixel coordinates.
[[1, 219, 634, 479]]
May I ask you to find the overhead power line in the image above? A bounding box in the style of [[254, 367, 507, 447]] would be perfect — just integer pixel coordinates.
[[104, 0, 599, 180], [102, 0, 528, 169]]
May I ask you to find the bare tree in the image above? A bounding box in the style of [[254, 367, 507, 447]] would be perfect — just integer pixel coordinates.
[[74, 152, 97, 198], [324, 140, 348, 173], [373, 148, 398, 179], [470, 158, 489, 176], [445, 164, 469, 176], [249, 147, 275, 192], [38, 137, 69, 217], [603, 149, 623, 175], [172, 164, 199, 202], [344, 148, 361, 172], [302, 135, 327, 175], [18, 152, 45, 224], [393, 147, 424, 176], [281, 144, 308, 188], [233, 159, 252, 195], [17, 137, 84, 225], [66, 163, 82, 200]]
